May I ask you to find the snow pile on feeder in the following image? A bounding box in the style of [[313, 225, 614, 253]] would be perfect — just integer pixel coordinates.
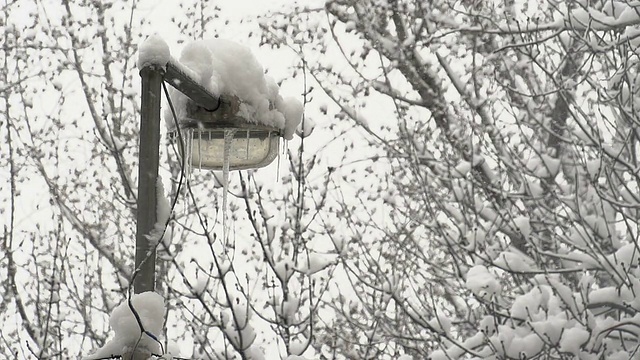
[[137, 36, 305, 171], [160, 38, 303, 140], [84, 292, 165, 359]]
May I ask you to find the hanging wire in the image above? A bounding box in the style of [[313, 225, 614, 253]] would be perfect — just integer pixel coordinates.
[[198, 128, 202, 170], [163, 81, 188, 209], [129, 82, 188, 288]]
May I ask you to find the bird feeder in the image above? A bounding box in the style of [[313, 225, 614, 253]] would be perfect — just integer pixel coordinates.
[[170, 96, 280, 171], [133, 35, 300, 303], [162, 61, 282, 171]]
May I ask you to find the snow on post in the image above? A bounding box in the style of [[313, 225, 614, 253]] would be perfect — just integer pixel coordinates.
[[145, 176, 170, 246], [165, 38, 303, 140], [137, 34, 171, 69], [84, 292, 165, 359]]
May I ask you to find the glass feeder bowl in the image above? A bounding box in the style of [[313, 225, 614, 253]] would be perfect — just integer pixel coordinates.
[[170, 97, 281, 171]]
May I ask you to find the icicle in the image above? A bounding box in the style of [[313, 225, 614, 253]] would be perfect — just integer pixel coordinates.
[[186, 129, 193, 176], [198, 130, 202, 170], [184, 129, 193, 214], [222, 129, 236, 248], [276, 134, 283, 181], [245, 130, 250, 160]]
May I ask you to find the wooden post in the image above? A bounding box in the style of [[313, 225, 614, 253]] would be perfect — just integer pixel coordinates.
[[135, 65, 163, 294]]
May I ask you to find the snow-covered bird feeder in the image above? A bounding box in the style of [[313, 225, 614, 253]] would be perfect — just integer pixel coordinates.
[[155, 38, 303, 171], [173, 96, 282, 171], [132, 35, 302, 297]]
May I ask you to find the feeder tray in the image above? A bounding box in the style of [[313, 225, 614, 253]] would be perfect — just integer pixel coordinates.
[[170, 96, 281, 171]]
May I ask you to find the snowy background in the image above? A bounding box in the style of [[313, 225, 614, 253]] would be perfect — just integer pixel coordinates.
[[2, 0, 640, 359]]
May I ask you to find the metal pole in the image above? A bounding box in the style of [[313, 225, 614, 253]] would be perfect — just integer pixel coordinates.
[[129, 62, 217, 360], [134, 62, 216, 295], [134, 65, 163, 295], [165, 61, 219, 110]]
